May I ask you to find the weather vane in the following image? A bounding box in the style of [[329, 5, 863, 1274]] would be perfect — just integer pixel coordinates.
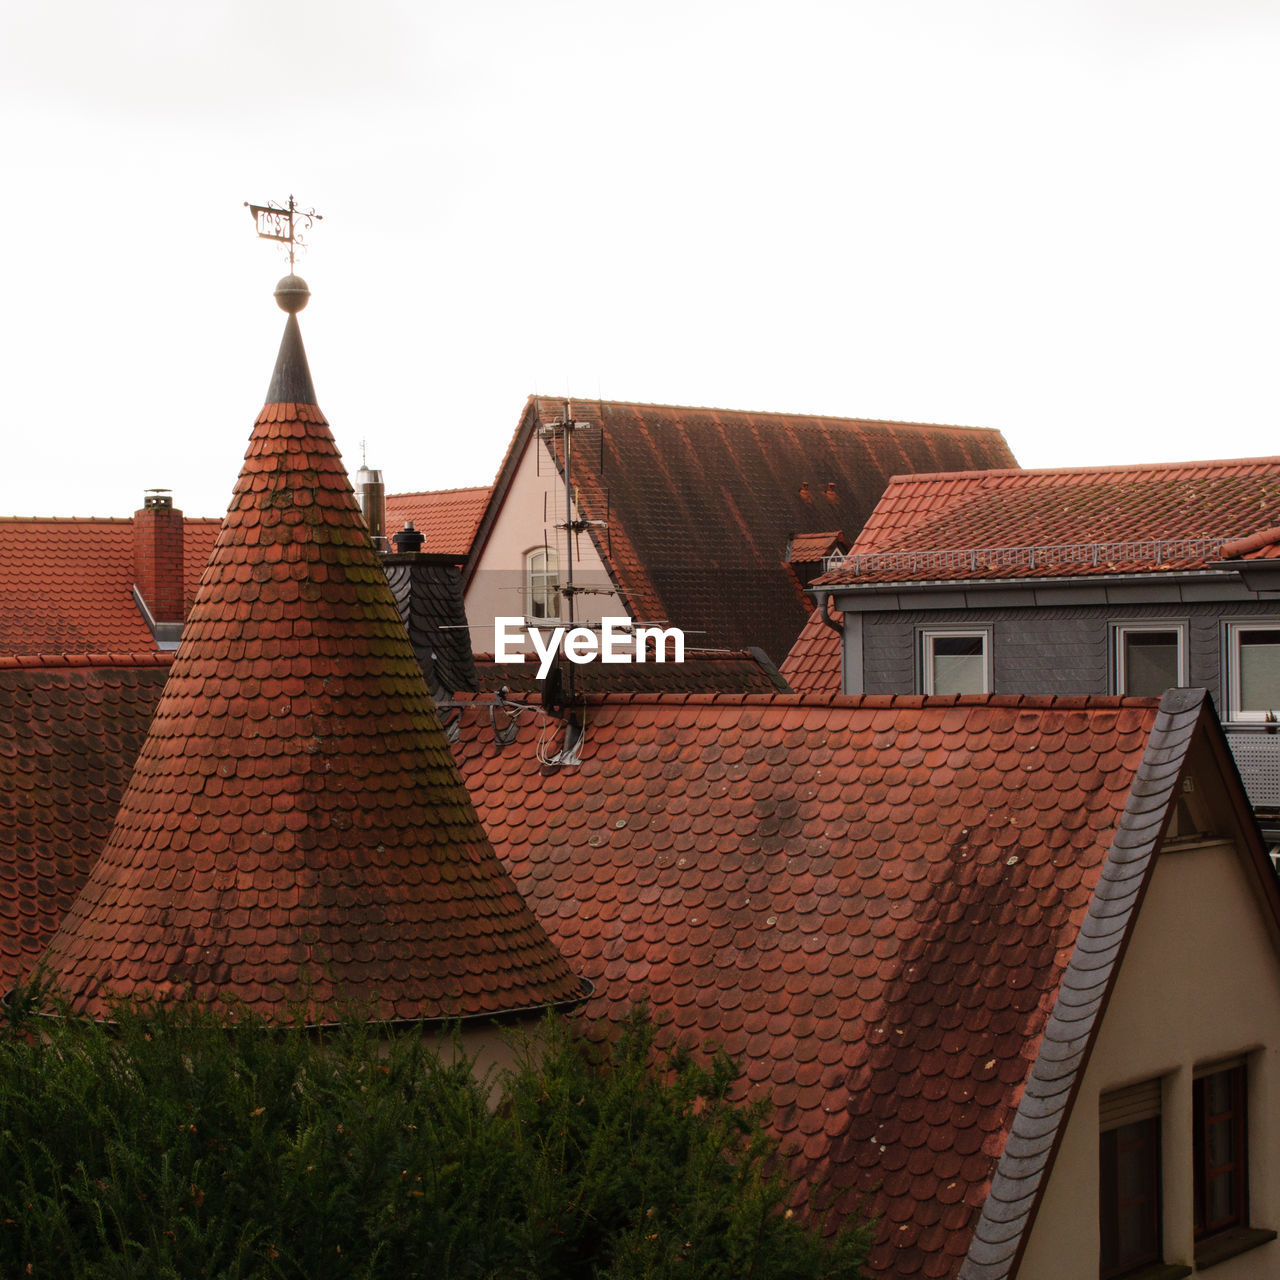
[[244, 194, 322, 272]]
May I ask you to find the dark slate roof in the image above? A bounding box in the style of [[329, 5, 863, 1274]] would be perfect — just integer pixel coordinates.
[[0, 516, 219, 654], [448, 688, 1237, 1278], [0, 653, 172, 989], [821, 457, 1280, 587], [383, 553, 479, 696], [466, 398, 1018, 664], [33, 310, 582, 1024]]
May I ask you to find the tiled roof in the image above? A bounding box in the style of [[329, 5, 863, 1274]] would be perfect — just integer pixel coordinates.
[[468, 399, 1017, 663], [0, 516, 219, 654], [0, 653, 172, 988], [823, 457, 1280, 586], [34, 309, 582, 1024], [779, 602, 843, 697], [1221, 525, 1280, 561], [788, 531, 847, 563], [386, 486, 490, 556], [472, 648, 789, 696], [449, 689, 1180, 1278]]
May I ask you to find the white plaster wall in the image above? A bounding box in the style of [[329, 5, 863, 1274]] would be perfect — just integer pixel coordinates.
[[465, 435, 622, 658], [1016, 836, 1280, 1278]]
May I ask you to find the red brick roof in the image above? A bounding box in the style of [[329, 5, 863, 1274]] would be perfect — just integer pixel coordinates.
[[34, 312, 582, 1024], [385, 485, 490, 556], [0, 653, 172, 988], [449, 688, 1212, 1278], [779, 602, 843, 697], [467, 399, 1017, 663], [822, 457, 1280, 586], [0, 516, 219, 654]]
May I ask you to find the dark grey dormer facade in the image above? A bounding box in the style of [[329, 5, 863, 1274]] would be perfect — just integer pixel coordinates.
[[827, 562, 1280, 835]]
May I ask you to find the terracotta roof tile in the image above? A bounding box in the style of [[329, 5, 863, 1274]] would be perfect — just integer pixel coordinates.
[[788, 531, 847, 563], [470, 399, 1016, 663], [823, 456, 1280, 586], [33, 311, 582, 1024], [473, 648, 789, 695], [0, 654, 171, 987], [779, 601, 843, 697], [449, 689, 1166, 1277], [0, 517, 219, 654], [385, 486, 490, 556]]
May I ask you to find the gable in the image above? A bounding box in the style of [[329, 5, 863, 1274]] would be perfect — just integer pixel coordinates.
[[467, 398, 1017, 664]]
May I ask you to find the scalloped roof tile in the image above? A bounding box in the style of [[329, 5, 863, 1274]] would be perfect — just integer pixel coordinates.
[[821, 456, 1280, 586], [448, 688, 1205, 1278], [33, 310, 582, 1024], [0, 516, 219, 654]]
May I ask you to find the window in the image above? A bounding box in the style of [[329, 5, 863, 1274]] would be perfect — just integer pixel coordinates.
[[1100, 1079, 1164, 1278], [1227, 624, 1280, 722], [1113, 624, 1186, 698], [526, 548, 560, 621], [1194, 1064, 1248, 1242], [921, 630, 989, 695]]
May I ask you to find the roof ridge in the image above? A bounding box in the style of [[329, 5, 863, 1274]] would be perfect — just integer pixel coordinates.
[[0, 651, 175, 671], [387, 484, 491, 500], [502, 690, 1160, 712], [532, 394, 1004, 434], [880, 454, 1280, 489]]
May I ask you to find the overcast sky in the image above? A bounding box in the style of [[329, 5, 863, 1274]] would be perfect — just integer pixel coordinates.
[[3, 2, 1278, 518]]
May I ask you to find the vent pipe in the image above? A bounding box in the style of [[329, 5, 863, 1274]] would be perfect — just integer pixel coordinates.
[[355, 464, 385, 543]]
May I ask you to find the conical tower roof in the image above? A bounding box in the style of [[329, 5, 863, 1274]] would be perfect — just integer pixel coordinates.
[[35, 284, 584, 1023]]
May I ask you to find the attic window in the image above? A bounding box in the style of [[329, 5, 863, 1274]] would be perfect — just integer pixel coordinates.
[[1227, 624, 1280, 723], [1099, 1079, 1164, 1279], [1113, 624, 1187, 698], [526, 547, 561, 621], [921, 629, 990, 696], [821, 549, 847, 573]]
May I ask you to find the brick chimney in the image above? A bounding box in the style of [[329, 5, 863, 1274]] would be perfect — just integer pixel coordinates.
[[134, 489, 185, 642]]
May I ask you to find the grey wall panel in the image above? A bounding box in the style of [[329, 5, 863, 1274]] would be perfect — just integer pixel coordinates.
[[853, 598, 1280, 699]]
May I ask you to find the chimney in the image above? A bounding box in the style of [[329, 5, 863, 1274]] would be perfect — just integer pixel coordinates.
[[799, 482, 812, 503], [392, 520, 425, 553], [134, 490, 185, 639], [825, 481, 837, 502], [355, 463, 386, 544]]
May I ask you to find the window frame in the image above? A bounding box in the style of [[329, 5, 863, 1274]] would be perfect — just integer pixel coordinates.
[[1193, 1061, 1250, 1243], [1099, 1078, 1165, 1279], [1111, 621, 1188, 698], [1225, 622, 1280, 723], [524, 546, 561, 622], [919, 627, 991, 696]]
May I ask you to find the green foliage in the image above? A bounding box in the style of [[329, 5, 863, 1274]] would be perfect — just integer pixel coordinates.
[[0, 998, 872, 1280]]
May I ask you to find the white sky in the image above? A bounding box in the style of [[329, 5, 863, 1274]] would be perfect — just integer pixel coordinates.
[[2, 1, 1279, 518]]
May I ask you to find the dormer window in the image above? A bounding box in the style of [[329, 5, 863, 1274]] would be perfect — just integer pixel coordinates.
[[526, 547, 561, 621], [821, 549, 847, 574]]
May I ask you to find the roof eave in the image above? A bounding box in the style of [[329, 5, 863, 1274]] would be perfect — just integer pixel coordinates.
[[825, 567, 1244, 599]]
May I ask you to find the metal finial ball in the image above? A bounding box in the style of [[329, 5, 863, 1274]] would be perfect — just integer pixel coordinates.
[[274, 274, 310, 313]]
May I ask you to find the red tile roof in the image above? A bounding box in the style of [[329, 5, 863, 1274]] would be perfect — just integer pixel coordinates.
[[449, 688, 1185, 1278], [34, 312, 582, 1024], [385, 485, 490, 556], [822, 457, 1280, 586], [779, 601, 843, 697], [1221, 525, 1280, 560], [467, 399, 1017, 663], [787, 531, 847, 563], [0, 653, 172, 987], [473, 648, 789, 695], [0, 516, 219, 654]]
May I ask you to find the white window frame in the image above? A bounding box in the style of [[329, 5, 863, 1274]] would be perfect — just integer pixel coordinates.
[[920, 628, 991, 695], [1225, 621, 1280, 723], [525, 547, 561, 622], [1111, 622, 1188, 697]]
